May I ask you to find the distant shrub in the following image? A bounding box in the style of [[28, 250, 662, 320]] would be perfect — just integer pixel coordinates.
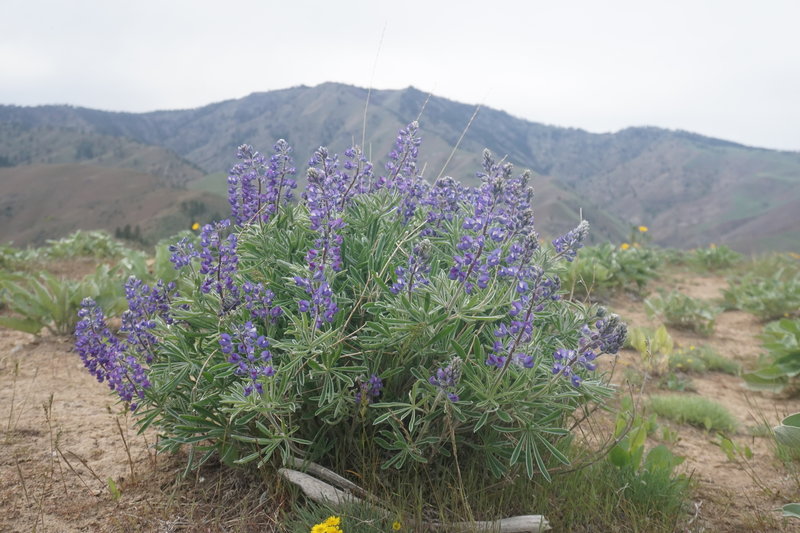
[[562, 243, 661, 299], [44, 230, 129, 259], [688, 244, 741, 271], [645, 291, 720, 335], [723, 264, 800, 321]]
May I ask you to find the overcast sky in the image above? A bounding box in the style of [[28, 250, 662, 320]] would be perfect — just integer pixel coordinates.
[[1, 0, 798, 151]]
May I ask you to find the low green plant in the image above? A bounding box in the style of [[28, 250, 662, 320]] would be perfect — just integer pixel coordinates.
[[562, 243, 661, 299], [0, 244, 43, 271], [645, 291, 719, 335], [723, 270, 800, 322], [0, 264, 127, 335], [688, 244, 741, 271], [669, 344, 740, 375], [742, 318, 800, 393], [43, 230, 129, 259], [649, 394, 738, 432], [627, 324, 674, 376], [773, 414, 800, 520]]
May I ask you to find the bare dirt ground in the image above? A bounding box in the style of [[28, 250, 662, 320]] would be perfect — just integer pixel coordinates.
[[1, 269, 799, 532], [609, 270, 800, 532]]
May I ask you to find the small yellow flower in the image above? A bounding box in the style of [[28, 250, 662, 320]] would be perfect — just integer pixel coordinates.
[[789, 252, 800, 260], [689, 345, 695, 351], [638, 225, 648, 233], [710, 243, 716, 249], [311, 516, 343, 533], [620, 243, 630, 250], [191, 222, 201, 231], [392, 521, 402, 530]]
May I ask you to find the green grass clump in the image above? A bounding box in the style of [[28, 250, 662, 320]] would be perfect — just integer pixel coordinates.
[[649, 395, 738, 432], [645, 291, 719, 335], [669, 345, 740, 375]]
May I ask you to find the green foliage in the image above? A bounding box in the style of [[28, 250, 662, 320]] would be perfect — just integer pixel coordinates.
[[669, 345, 740, 375], [649, 395, 738, 432], [773, 413, 800, 520], [688, 244, 741, 271], [0, 244, 43, 271], [627, 324, 674, 376], [0, 264, 127, 335], [645, 291, 719, 335], [723, 267, 800, 322], [120, 191, 619, 484], [562, 243, 661, 299], [605, 398, 689, 528], [743, 318, 800, 393], [44, 230, 129, 259]]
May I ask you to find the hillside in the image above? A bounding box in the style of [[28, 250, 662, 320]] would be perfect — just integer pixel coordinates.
[[2, 82, 799, 251], [0, 164, 228, 246]]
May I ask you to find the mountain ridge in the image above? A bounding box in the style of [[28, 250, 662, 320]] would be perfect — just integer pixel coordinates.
[[1, 82, 799, 252]]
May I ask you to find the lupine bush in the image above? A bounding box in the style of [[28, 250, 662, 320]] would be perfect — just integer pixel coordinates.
[[75, 124, 625, 483]]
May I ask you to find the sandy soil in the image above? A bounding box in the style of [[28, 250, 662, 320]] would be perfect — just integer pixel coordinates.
[[1, 269, 799, 532], [609, 270, 800, 532]]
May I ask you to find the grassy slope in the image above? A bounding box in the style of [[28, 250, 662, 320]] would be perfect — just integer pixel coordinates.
[[0, 163, 229, 246]]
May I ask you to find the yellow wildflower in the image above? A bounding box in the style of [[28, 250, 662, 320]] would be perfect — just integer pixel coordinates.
[[710, 243, 716, 249], [689, 345, 695, 351], [638, 225, 648, 233], [191, 222, 201, 231], [310, 516, 343, 533], [392, 521, 402, 530], [620, 243, 630, 251]]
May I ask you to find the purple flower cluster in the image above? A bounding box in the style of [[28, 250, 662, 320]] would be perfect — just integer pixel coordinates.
[[168, 237, 198, 269], [391, 239, 432, 296], [219, 321, 275, 396], [487, 267, 562, 370], [421, 176, 464, 236], [552, 220, 590, 262], [377, 121, 421, 191], [227, 141, 297, 226], [120, 276, 175, 363], [75, 298, 150, 410], [340, 146, 374, 207], [448, 151, 537, 294], [199, 219, 239, 301], [295, 147, 354, 328], [241, 281, 282, 322], [428, 357, 461, 402], [355, 374, 383, 405], [551, 313, 627, 386]]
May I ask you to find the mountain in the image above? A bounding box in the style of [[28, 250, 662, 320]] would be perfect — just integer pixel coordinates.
[[2, 82, 799, 252]]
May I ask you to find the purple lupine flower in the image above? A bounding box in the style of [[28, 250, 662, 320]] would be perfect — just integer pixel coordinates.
[[168, 237, 198, 269], [339, 146, 373, 208], [198, 220, 240, 306], [219, 321, 275, 396], [376, 121, 421, 191], [355, 374, 383, 405], [228, 142, 297, 226], [241, 281, 282, 322], [549, 313, 626, 387], [429, 357, 462, 401], [391, 239, 432, 296], [421, 176, 464, 236], [449, 150, 537, 294], [120, 277, 175, 363], [75, 298, 150, 410], [295, 146, 353, 328], [552, 220, 590, 262]]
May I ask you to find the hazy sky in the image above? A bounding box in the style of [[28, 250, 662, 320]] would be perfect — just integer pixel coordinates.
[[2, 0, 798, 151]]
